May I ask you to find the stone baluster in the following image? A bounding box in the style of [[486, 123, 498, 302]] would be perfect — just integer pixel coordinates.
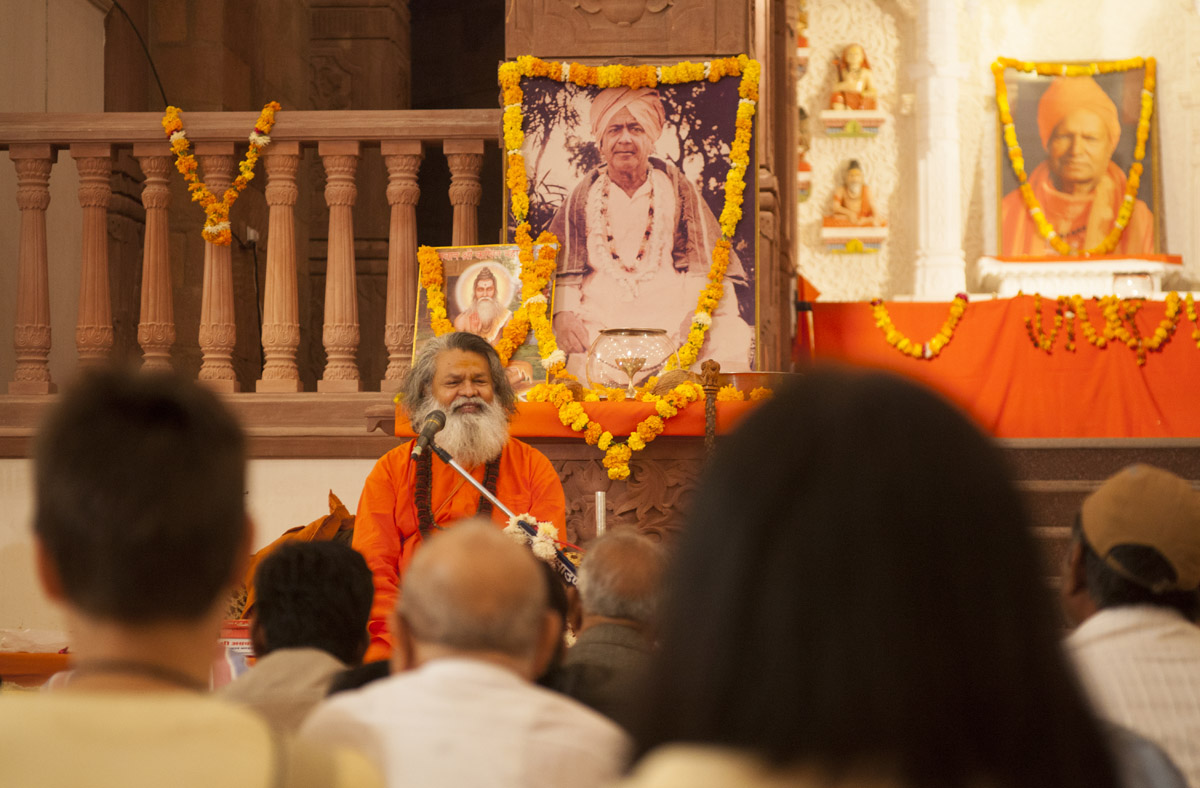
[[8, 144, 57, 394], [318, 141, 362, 392], [257, 141, 303, 392], [133, 144, 176, 371], [445, 140, 484, 247], [195, 143, 239, 391], [911, 0, 966, 296], [71, 144, 114, 365], [381, 140, 423, 391]]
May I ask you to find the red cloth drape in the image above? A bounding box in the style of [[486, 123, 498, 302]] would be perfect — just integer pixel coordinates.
[[812, 296, 1200, 438]]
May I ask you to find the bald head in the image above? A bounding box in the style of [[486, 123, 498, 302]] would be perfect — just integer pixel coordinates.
[[398, 521, 549, 659], [577, 530, 666, 625]]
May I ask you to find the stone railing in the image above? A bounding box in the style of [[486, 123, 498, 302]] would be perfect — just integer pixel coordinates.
[[0, 109, 500, 396]]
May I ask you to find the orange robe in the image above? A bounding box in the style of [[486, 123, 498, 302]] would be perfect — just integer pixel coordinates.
[[1001, 161, 1154, 256], [353, 437, 566, 661]]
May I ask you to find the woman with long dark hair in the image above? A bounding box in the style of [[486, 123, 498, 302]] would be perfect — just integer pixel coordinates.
[[622, 368, 1124, 788]]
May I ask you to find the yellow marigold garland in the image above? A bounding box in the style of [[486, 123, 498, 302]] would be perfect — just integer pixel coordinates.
[[161, 102, 280, 245], [1187, 294, 1200, 349], [496, 55, 760, 378], [870, 294, 969, 360], [527, 380, 707, 480], [1021, 292, 1182, 366], [992, 57, 1154, 256]]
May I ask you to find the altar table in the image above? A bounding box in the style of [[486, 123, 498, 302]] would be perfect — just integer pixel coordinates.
[[812, 296, 1200, 439]]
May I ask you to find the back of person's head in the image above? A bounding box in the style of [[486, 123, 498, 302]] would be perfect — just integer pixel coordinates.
[[633, 367, 1118, 788], [398, 520, 549, 659], [577, 529, 666, 625], [34, 367, 247, 624], [252, 541, 374, 666], [1076, 464, 1200, 619]]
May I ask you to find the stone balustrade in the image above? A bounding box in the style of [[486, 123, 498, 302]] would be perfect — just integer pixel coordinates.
[[0, 109, 499, 395]]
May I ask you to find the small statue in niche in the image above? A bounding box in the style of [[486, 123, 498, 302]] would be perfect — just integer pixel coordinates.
[[829, 43, 877, 110], [823, 160, 884, 227]]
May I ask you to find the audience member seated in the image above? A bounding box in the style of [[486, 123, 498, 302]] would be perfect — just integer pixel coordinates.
[[553, 528, 665, 725], [300, 519, 629, 788], [1060, 464, 1200, 788], [0, 368, 379, 788], [535, 559, 571, 689], [617, 368, 1173, 788], [220, 540, 374, 733], [327, 660, 391, 697]]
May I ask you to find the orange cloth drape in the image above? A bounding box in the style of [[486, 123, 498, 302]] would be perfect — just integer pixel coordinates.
[[813, 297, 1200, 438]]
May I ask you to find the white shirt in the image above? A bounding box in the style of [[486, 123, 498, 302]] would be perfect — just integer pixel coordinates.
[[1067, 605, 1200, 788], [299, 657, 629, 788]]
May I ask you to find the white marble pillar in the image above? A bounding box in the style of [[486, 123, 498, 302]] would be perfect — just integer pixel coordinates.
[[911, 0, 966, 298]]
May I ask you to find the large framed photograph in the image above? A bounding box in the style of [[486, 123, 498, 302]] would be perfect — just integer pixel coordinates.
[[997, 67, 1162, 257], [510, 75, 758, 377], [413, 244, 554, 393]]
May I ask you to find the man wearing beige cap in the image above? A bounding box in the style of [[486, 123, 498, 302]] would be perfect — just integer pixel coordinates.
[[1061, 464, 1200, 787]]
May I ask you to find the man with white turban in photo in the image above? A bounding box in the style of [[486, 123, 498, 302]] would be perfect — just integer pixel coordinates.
[[1001, 76, 1154, 256], [548, 87, 754, 378]]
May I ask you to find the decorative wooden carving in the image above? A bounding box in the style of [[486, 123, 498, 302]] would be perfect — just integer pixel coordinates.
[[381, 140, 423, 392], [195, 143, 239, 391], [445, 140, 484, 248], [318, 140, 363, 392], [700, 359, 720, 453], [506, 0, 749, 58], [71, 144, 115, 366], [133, 144, 176, 372], [9, 145, 56, 394], [258, 142, 303, 393]]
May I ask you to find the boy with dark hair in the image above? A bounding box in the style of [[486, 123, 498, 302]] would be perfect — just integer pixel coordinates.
[[222, 541, 374, 731], [0, 368, 379, 788]]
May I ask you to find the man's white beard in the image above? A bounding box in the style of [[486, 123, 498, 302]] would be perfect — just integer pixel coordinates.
[[412, 395, 509, 468], [474, 296, 503, 330]]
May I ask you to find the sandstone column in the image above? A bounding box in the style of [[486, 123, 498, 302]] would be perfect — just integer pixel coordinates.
[[195, 143, 239, 391], [445, 140, 484, 247], [257, 142, 303, 392], [381, 140, 423, 392], [318, 140, 362, 392], [9, 145, 56, 393], [133, 144, 176, 371], [71, 144, 115, 365]]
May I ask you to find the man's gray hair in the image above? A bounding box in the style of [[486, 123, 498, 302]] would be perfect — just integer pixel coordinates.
[[399, 520, 548, 658], [402, 332, 518, 419], [577, 529, 667, 624]]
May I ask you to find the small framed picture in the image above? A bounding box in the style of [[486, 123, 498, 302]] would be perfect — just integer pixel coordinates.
[[413, 244, 555, 393]]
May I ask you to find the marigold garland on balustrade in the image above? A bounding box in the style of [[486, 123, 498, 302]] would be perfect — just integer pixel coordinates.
[[992, 57, 1154, 256], [1021, 292, 1182, 366], [869, 294, 969, 360], [161, 102, 280, 245]]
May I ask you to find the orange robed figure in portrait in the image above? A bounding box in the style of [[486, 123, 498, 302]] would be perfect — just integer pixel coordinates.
[[1001, 76, 1154, 256]]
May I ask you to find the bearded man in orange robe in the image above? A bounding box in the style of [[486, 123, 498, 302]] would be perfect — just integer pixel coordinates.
[[1001, 76, 1154, 256], [353, 332, 566, 661]]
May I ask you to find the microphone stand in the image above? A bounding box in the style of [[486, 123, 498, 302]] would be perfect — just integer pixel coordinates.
[[429, 441, 579, 585]]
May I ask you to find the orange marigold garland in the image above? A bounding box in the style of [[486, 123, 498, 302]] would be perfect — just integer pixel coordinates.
[[162, 102, 280, 245], [1021, 292, 1182, 366], [870, 294, 969, 360]]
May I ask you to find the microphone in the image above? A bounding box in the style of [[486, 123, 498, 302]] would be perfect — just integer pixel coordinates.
[[410, 410, 447, 460]]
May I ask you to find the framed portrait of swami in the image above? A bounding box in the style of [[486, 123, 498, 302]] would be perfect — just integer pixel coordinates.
[[413, 244, 555, 393], [996, 65, 1163, 257], [508, 74, 758, 378]]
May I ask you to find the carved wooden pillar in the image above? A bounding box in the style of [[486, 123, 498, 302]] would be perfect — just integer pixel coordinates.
[[195, 143, 239, 391], [445, 139, 484, 247], [257, 142, 303, 392], [381, 140, 423, 392], [8, 144, 57, 394], [71, 144, 115, 366], [133, 144, 176, 372], [318, 140, 362, 392], [911, 0, 966, 296]]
